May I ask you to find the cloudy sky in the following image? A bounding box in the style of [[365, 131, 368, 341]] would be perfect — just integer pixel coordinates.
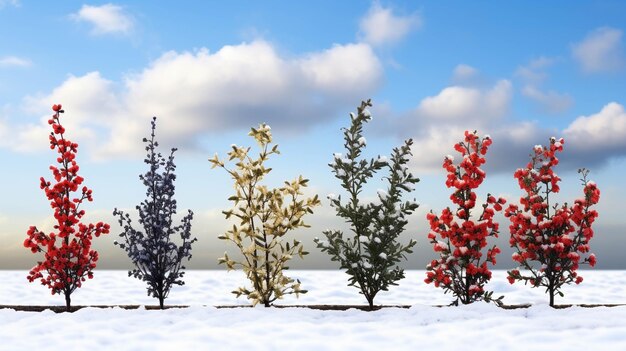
[[0, 1, 625, 270]]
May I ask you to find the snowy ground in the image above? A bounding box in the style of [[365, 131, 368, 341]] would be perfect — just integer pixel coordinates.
[[1, 270, 625, 350]]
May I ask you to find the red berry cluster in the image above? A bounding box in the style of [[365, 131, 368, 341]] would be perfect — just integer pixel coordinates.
[[425, 131, 505, 304], [505, 137, 600, 306], [23, 104, 110, 301]]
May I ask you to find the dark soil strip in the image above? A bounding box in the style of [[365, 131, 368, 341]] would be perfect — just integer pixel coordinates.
[[217, 304, 411, 311], [0, 305, 189, 313], [552, 303, 626, 309], [1, 303, 624, 313]]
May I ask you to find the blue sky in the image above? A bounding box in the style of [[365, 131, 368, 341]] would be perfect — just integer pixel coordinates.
[[0, 1, 625, 269]]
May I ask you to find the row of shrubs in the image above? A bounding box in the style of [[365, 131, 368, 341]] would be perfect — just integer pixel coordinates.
[[23, 101, 600, 311]]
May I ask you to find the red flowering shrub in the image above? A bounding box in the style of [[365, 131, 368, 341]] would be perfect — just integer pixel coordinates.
[[505, 137, 600, 307], [23, 104, 110, 311], [425, 131, 505, 305]]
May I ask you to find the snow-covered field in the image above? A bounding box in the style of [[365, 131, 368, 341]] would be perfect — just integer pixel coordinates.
[[1, 270, 625, 350]]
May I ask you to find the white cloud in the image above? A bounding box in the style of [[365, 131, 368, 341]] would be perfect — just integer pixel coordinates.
[[402, 96, 626, 174], [0, 0, 19, 9], [105, 41, 381, 158], [407, 125, 466, 173], [521, 85, 573, 114], [358, 2, 421, 47], [0, 56, 31, 67], [388, 79, 514, 173], [418, 87, 479, 119], [378, 67, 624, 174], [564, 102, 626, 150], [452, 64, 478, 82], [527, 56, 555, 69], [572, 27, 624, 73], [300, 43, 382, 96], [405, 119, 550, 174], [4, 40, 382, 159], [515, 56, 555, 83], [404, 122, 547, 174], [371, 62, 624, 174], [416, 80, 512, 121], [71, 3, 134, 35], [516, 56, 572, 114], [0, 118, 8, 145], [15, 72, 118, 153]]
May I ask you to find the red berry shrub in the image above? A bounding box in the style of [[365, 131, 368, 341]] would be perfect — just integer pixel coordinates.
[[23, 104, 110, 311], [505, 137, 600, 307], [425, 131, 505, 305]]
